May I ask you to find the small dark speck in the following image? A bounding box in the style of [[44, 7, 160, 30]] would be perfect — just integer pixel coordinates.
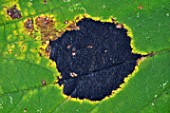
[[64, 21, 68, 24], [42, 80, 46, 85], [44, 0, 47, 4]]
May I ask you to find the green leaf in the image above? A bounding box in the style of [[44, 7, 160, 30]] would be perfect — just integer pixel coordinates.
[[0, 0, 169, 113]]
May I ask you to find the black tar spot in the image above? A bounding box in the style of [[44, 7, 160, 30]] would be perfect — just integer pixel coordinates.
[[50, 18, 142, 100]]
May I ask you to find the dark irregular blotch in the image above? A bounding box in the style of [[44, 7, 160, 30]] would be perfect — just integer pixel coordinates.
[[7, 5, 22, 19], [50, 18, 142, 100]]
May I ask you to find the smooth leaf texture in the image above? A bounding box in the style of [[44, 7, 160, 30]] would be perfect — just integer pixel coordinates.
[[0, 0, 169, 113]]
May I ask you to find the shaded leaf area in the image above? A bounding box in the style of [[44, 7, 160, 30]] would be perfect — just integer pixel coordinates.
[[0, 0, 169, 113], [50, 18, 142, 100]]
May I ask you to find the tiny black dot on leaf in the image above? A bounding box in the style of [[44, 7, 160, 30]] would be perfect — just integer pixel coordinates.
[[44, 0, 47, 4]]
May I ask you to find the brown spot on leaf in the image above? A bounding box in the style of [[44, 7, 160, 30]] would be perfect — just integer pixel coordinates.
[[24, 18, 34, 32], [45, 45, 51, 57], [49, 62, 53, 67], [137, 56, 146, 64], [44, 0, 47, 4], [147, 52, 155, 57], [111, 18, 116, 22], [75, 17, 80, 21], [64, 21, 68, 24], [7, 5, 22, 19], [46, 45, 51, 53], [42, 80, 46, 85], [35, 16, 56, 41], [138, 5, 143, 10], [38, 52, 42, 56], [66, 22, 80, 31]]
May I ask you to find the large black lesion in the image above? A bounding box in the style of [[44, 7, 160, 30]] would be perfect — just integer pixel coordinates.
[[50, 18, 142, 101]]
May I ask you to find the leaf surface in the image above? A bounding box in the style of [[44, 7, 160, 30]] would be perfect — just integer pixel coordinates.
[[0, 0, 169, 113]]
